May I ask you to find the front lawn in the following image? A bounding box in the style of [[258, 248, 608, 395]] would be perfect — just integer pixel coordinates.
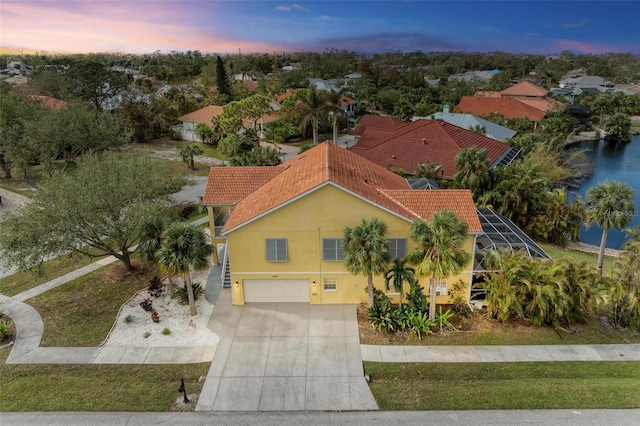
[[29, 263, 155, 347], [365, 361, 640, 410], [0, 347, 209, 411]]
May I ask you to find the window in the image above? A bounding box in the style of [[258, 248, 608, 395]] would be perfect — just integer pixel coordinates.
[[388, 238, 408, 259], [323, 279, 337, 292], [266, 238, 287, 262], [322, 238, 345, 261], [430, 279, 447, 296]]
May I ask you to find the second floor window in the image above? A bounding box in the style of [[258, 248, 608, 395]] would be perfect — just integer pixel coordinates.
[[266, 238, 287, 262], [322, 238, 345, 261]]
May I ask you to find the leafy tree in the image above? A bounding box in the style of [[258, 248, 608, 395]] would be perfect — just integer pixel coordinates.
[[65, 59, 129, 110], [408, 210, 471, 320], [216, 55, 232, 102], [604, 112, 632, 142], [343, 218, 391, 307], [384, 257, 416, 307], [180, 144, 203, 169], [194, 123, 217, 144], [0, 87, 47, 179], [157, 223, 213, 316], [229, 146, 282, 166], [0, 153, 185, 272], [585, 180, 636, 276], [264, 118, 300, 143]]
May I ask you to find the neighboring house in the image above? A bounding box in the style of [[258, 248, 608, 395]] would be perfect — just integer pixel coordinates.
[[176, 105, 224, 141], [417, 112, 517, 142], [559, 75, 614, 89], [277, 89, 359, 119], [0, 62, 34, 79], [455, 97, 547, 125], [350, 115, 520, 179], [202, 142, 482, 305]]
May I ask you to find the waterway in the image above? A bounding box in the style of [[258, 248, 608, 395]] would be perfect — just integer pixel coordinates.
[[571, 135, 640, 249]]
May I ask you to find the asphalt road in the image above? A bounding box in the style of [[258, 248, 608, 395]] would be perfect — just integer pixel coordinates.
[[2, 410, 639, 426]]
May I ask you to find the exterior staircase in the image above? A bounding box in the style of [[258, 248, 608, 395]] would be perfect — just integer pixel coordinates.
[[222, 253, 231, 288]]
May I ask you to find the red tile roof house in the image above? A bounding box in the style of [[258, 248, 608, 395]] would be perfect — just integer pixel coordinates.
[[457, 81, 564, 130], [349, 115, 520, 179], [176, 105, 224, 142]]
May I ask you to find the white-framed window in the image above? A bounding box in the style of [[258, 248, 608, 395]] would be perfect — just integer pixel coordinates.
[[323, 278, 337, 292], [266, 238, 287, 262], [431, 279, 447, 296], [388, 238, 408, 259], [322, 238, 345, 261]]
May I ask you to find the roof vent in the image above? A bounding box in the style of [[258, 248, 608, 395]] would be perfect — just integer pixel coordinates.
[[391, 154, 396, 159], [422, 138, 427, 144]]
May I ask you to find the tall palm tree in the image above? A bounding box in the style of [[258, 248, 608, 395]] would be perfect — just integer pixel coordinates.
[[157, 223, 213, 315], [408, 210, 471, 320], [343, 218, 391, 307], [591, 93, 612, 127], [288, 88, 341, 145], [453, 147, 491, 198], [586, 180, 636, 276], [604, 113, 632, 142], [384, 257, 416, 307]]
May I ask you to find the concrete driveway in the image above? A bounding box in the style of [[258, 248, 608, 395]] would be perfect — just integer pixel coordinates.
[[196, 290, 377, 411]]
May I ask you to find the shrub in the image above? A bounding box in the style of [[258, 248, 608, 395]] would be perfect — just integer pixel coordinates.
[[406, 283, 429, 315], [176, 282, 204, 305], [151, 309, 160, 323], [368, 288, 397, 332], [162, 328, 171, 335], [434, 306, 457, 334], [448, 279, 471, 317], [140, 298, 153, 312], [0, 320, 10, 340], [124, 315, 134, 324], [407, 311, 434, 341], [148, 277, 163, 298]]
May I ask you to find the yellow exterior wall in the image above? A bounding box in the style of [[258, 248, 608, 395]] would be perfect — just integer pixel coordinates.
[[226, 184, 474, 305]]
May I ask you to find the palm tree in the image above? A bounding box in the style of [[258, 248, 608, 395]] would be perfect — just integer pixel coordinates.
[[343, 218, 391, 307], [180, 144, 203, 169], [414, 161, 444, 180], [453, 147, 491, 198], [586, 180, 636, 276], [591, 93, 612, 127], [156, 223, 213, 315], [384, 257, 416, 307], [408, 210, 471, 320], [604, 113, 632, 142], [288, 88, 341, 145]]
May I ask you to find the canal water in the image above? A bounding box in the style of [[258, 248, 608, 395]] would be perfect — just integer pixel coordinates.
[[572, 135, 640, 249]]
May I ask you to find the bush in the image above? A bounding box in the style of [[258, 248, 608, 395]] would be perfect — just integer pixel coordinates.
[[176, 282, 204, 305], [148, 277, 163, 298], [406, 283, 429, 315], [140, 298, 153, 312], [434, 307, 457, 334], [162, 328, 171, 335], [0, 320, 10, 340], [124, 315, 134, 324]]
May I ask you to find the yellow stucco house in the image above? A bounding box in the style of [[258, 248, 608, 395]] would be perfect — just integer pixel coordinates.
[[203, 142, 482, 305]]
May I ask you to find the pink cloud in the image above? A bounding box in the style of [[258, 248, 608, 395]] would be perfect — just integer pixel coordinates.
[[0, 1, 289, 54], [553, 39, 628, 54]]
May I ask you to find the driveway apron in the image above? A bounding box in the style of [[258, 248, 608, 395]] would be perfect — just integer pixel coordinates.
[[196, 289, 377, 411]]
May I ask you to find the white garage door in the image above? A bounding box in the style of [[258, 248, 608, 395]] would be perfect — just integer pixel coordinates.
[[243, 279, 309, 303]]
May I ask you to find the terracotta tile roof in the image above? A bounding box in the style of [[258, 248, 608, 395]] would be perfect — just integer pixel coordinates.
[[351, 114, 406, 136], [455, 97, 547, 121], [276, 90, 299, 104], [241, 80, 258, 92], [178, 105, 224, 124], [206, 142, 480, 233], [500, 81, 548, 97], [349, 119, 512, 179], [515, 97, 564, 113], [202, 167, 283, 204], [382, 189, 482, 233], [339, 95, 357, 106]]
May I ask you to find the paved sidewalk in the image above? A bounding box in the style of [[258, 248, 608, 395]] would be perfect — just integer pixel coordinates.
[[361, 343, 640, 363], [0, 295, 215, 365]]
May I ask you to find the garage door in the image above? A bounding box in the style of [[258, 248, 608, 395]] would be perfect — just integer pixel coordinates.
[[243, 279, 310, 303]]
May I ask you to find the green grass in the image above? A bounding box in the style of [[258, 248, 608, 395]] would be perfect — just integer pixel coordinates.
[[0, 251, 99, 297], [29, 264, 156, 346], [365, 361, 640, 410], [0, 347, 209, 411], [538, 242, 616, 276]]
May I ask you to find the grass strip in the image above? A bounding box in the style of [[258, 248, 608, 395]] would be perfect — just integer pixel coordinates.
[[365, 361, 640, 410], [0, 251, 99, 297], [538, 242, 616, 276], [29, 264, 156, 347], [0, 347, 209, 411]]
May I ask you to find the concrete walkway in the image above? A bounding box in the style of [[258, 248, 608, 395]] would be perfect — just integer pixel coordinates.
[[361, 343, 640, 363]]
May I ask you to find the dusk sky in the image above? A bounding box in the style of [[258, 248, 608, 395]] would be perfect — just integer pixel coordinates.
[[1, 1, 638, 55]]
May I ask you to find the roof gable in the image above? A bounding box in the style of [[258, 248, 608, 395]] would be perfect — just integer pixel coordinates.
[[206, 142, 480, 234], [349, 119, 513, 178], [500, 81, 548, 97]]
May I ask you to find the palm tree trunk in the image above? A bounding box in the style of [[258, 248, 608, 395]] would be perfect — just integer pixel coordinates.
[[184, 272, 198, 316], [367, 273, 374, 307], [312, 117, 319, 145], [332, 114, 338, 144], [429, 275, 437, 321], [596, 227, 609, 276]]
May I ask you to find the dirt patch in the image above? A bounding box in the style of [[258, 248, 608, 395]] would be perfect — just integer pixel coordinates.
[[0, 187, 32, 221]]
